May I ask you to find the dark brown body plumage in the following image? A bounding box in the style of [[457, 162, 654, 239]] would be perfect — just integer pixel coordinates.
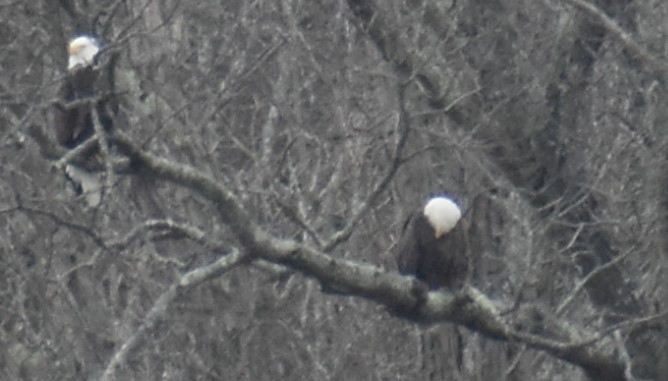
[[396, 212, 468, 290], [53, 64, 114, 150]]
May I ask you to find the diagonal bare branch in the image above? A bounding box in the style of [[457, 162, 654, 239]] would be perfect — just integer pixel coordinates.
[[111, 128, 635, 381]]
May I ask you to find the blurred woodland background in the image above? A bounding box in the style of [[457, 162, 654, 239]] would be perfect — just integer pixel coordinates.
[[1, 0, 667, 380]]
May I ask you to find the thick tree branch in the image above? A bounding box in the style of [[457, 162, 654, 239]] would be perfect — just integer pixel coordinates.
[[25, 119, 634, 380], [100, 249, 248, 381], [560, 0, 668, 79], [91, 107, 114, 198], [25, 122, 131, 174], [112, 130, 631, 381]]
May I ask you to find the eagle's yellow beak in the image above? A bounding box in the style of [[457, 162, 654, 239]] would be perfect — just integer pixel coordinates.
[[68, 41, 82, 56], [434, 227, 445, 239]]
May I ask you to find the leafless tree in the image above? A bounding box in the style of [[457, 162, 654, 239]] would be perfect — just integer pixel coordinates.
[[1, 0, 667, 380]]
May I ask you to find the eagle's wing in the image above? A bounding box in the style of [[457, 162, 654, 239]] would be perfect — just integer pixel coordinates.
[[432, 223, 469, 289], [396, 212, 419, 275], [398, 211, 469, 290], [53, 78, 76, 147], [53, 60, 117, 149]]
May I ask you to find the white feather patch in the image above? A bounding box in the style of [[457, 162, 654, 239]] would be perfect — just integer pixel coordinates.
[[65, 165, 101, 207], [67, 36, 100, 70], [423, 197, 462, 238]]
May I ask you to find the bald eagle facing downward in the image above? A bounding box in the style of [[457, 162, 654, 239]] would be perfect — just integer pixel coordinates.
[[396, 195, 468, 290], [53, 35, 115, 207]]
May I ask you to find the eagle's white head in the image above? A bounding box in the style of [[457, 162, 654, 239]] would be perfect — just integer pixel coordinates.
[[423, 195, 462, 239], [67, 36, 100, 70]]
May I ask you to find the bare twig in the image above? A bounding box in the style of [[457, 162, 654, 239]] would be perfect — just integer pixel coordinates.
[[322, 85, 410, 251], [100, 249, 247, 381], [560, 0, 668, 78], [91, 107, 113, 201], [112, 128, 633, 380]]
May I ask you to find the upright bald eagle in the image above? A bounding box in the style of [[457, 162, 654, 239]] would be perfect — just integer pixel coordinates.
[[53, 35, 115, 206], [396, 195, 468, 290]]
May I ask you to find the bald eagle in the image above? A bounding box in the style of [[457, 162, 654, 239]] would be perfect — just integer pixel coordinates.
[[396, 195, 468, 290], [53, 35, 115, 206]]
